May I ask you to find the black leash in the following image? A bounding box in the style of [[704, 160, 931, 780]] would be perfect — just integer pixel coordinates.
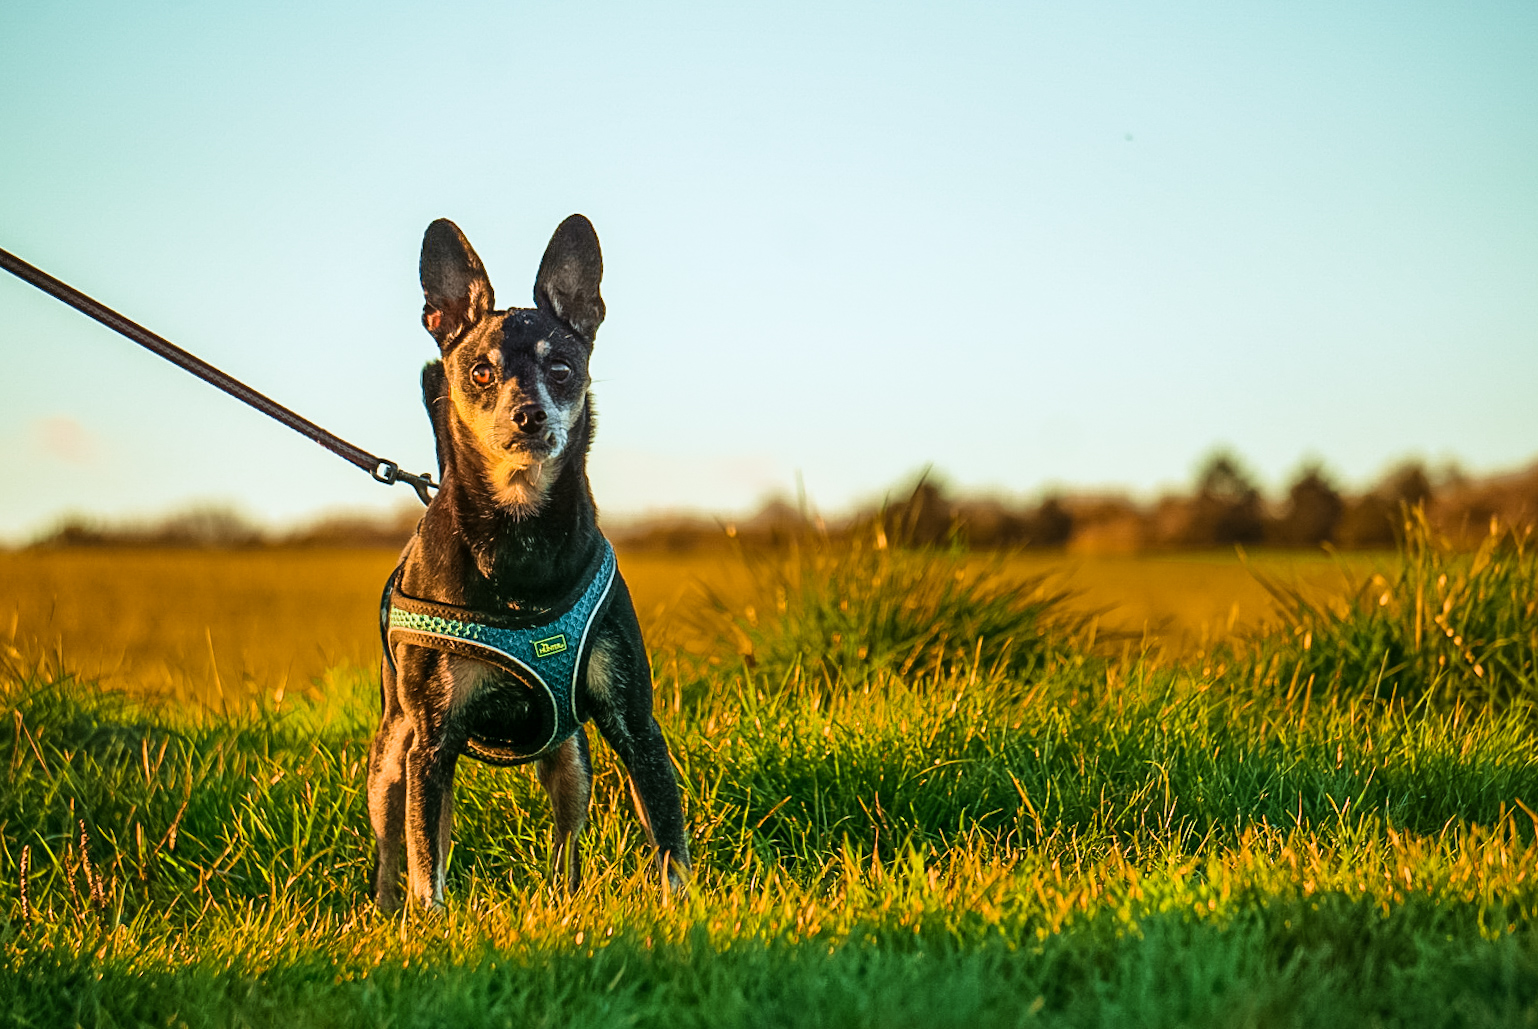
[[0, 246, 437, 505]]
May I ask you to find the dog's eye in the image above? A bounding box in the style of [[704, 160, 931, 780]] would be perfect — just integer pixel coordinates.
[[549, 361, 572, 384], [470, 363, 495, 386]]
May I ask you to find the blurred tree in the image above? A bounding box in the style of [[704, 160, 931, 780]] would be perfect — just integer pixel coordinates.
[[883, 476, 954, 546], [1271, 463, 1344, 546], [1337, 461, 1434, 548], [1381, 461, 1433, 508], [1338, 496, 1398, 548], [1027, 495, 1074, 547], [951, 499, 1007, 547], [1184, 450, 1265, 545]]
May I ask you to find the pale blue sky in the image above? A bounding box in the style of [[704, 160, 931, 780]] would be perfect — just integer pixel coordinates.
[[2, 1, 1535, 541]]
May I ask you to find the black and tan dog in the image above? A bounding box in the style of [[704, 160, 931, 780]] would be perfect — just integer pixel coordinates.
[[368, 215, 690, 911]]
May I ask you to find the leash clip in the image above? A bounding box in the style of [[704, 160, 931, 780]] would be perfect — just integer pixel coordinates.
[[373, 460, 439, 506]]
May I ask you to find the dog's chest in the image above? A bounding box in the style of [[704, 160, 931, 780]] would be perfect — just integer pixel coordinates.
[[446, 655, 535, 722], [444, 655, 558, 757], [446, 654, 518, 709]]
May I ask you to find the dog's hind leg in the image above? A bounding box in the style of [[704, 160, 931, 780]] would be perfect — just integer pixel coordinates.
[[535, 728, 593, 892]]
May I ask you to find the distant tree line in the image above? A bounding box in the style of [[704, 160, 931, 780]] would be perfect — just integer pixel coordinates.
[[25, 452, 1538, 552], [30, 504, 423, 549], [705, 453, 1535, 553], [867, 452, 1523, 553]]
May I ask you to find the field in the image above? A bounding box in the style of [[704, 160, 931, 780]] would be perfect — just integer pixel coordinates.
[[3, 525, 1538, 1026], [0, 545, 1395, 704]]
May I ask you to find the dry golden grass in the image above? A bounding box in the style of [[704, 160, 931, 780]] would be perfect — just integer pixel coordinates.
[[990, 548, 1395, 649], [0, 544, 1392, 705], [0, 548, 398, 704]]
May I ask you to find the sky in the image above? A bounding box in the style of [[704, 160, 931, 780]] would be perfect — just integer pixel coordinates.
[[2, 1, 1536, 542]]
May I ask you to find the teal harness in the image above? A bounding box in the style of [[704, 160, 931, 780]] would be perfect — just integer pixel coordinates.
[[382, 539, 617, 764]]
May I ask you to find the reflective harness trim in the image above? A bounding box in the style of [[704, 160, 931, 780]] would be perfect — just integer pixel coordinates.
[[382, 539, 617, 763]]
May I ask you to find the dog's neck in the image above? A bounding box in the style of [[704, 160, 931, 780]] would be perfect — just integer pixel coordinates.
[[417, 377, 601, 612]]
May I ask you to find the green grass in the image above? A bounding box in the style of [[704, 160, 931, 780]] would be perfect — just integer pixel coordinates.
[[694, 526, 1091, 688], [1242, 510, 1538, 709], [5, 517, 1538, 1026]]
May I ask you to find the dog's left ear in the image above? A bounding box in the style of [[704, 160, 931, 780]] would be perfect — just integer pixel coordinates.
[[534, 215, 605, 342]]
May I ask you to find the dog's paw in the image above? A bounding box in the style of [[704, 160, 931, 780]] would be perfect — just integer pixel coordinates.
[[662, 854, 691, 901]]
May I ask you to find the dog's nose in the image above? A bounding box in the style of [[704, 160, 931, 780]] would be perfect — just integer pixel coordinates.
[[512, 405, 548, 432]]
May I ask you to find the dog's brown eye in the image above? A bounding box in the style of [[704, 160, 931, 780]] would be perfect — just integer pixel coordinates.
[[549, 361, 571, 384], [471, 363, 495, 386]]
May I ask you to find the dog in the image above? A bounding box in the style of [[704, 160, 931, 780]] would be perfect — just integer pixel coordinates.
[[368, 215, 691, 911]]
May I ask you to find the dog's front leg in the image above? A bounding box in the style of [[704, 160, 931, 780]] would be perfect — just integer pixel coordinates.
[[403, 739, 458, 909], [586, 622, 692, 894], [368, 649, 414, 913], [610, 716, 691, 893], [535, 728, 593, 892], [367, 712, 411, 913]]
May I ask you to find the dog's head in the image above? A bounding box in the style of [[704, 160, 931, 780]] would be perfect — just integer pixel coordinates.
[[419, 216, 605, 518]]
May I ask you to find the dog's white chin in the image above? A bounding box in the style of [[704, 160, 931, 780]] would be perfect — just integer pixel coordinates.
[[491, 458, 552, 519]]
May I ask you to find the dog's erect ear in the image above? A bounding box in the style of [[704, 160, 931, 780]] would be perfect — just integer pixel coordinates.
[[420, 219, 494, 348], [534, 214, 605, 342]]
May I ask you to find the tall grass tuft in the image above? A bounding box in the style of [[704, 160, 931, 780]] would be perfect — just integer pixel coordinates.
[[699, 522, 1091, 689], [1246, 507, 1538, 709]]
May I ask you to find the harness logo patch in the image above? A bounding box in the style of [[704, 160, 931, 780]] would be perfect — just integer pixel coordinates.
[[532, 634, 568, 659]]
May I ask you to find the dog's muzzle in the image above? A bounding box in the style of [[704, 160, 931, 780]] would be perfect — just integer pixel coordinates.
[[501, 431, 558, 457]]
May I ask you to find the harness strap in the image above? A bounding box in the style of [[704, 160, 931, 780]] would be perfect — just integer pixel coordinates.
[[381, 539, 618, 763]]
